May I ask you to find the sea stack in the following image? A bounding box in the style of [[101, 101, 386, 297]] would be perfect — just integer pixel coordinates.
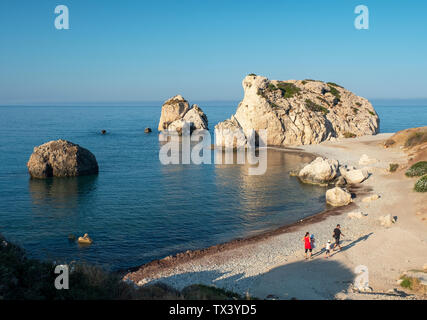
[[215, 75, 379, 147], [158, 95, 208, 134], [27, 140, 99, 178]]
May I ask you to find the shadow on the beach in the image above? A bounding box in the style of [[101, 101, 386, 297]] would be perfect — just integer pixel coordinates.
[[329, 232, 374, 257], [141, 259, 355, 300]]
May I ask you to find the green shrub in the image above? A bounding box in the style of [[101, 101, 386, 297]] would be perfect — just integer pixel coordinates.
[[327, 82, 343, 88], [276, 82, 301, 98], [248, 73, 257, 76], [305, 99, 329, 115], [414, 175, 427, 192], [343, 132, 357, 138], [355, 102, 362, 107], [352, 107, 358, 114], [404, 131, 427, 148], [405, 161, 427, 177], [368, 111, 376, 116], [328, 85, 341, 101], [389, 163, 399, 172]]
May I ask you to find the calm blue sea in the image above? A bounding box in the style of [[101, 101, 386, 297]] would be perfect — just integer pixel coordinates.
[[0, 104, 425, 270]]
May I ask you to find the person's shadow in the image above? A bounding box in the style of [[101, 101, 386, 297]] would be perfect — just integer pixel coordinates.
[[328, 232, 374, 257]]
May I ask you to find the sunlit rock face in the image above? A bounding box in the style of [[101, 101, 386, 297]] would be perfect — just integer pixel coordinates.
[[215, 75, 379, 147]]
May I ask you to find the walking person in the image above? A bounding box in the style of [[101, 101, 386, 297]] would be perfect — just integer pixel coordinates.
[[302, 232, 313, 259], [325, 240, 331, 258], [332, 224, 344, 251]]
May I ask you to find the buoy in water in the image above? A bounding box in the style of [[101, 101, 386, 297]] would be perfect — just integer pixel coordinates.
[[77, 233, 93, 245]]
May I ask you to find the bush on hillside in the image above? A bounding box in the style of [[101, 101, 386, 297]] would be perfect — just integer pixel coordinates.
[[414, 175, 427, 193], [405, 161, 427, 177]]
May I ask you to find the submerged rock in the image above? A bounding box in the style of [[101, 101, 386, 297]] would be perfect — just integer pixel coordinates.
[[215, 75, 379, 147], [27, 140, 99, 178], [158, 95, 208, 133], [298, 157, 339, 185], [326, 187, 352, 207], [144, 127, 152, 133]]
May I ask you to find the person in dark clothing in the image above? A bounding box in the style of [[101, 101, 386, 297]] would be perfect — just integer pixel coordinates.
[[332, 224, 344, 251]]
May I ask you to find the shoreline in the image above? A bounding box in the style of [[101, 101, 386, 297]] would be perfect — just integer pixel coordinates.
[[124, 133, 427, 300]]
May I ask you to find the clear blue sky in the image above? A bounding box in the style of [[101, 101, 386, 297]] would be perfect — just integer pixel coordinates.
[[1, 0, 426, 105]]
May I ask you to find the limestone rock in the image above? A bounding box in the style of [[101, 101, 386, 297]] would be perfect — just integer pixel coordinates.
[[348, 211, 367, 219], [144, 127, 152, 133], [182, 104, 208, 131], [215, 75, 379, 147], [214, 115, 247, 149], [362, 194, 380, 202], [379, 214, 396, 227], [326, 187, 352, 207], [158, 96, 208, 134], [298, 157, 339, 185], [359, 154, 378, 165], [342, 169, 369, 184], [158, 95, 190, 131], [27, 140, 99, 178]]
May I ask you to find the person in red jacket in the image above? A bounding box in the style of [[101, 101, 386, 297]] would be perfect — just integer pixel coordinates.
[[302, 232, 312, 259]]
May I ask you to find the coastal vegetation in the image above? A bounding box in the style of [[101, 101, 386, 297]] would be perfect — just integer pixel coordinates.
[[405, 130, 427, 148], [400, 274, 427, 295], [414, 175, 427, 192], [0, 234, 247, 300], [305, 99, 329, 115], [343, 132, 357, 138], [405, 161, 427, 177], [389, 163, 399, 172]]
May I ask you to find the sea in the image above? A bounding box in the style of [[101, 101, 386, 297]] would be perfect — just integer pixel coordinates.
[[0, 102, 425, 270]]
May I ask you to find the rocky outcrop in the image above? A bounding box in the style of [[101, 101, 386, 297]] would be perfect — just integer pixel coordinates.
[[215, 75, 379, 147], [158, 95, 208, 133], [326, 187, 352, 207], [298, 157, 339, 185], [27, 140, 99, 178], [341, 168, 369, 184]]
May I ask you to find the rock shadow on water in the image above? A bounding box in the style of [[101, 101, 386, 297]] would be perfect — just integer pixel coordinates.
[[29, 175, 98, 212], [140, 259, 355, 300]]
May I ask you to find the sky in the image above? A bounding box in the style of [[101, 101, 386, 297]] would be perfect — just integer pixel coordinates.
[[0, 0, 426, 105]]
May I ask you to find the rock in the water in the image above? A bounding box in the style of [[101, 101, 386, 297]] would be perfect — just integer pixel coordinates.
[[298, 157, 339, 185], [158, 95, 208, 133], [144, 127, 152, 133], [348, 211, 367, 219], [215, 75, 379, 147], [326, 187, 352, 207], [214, 115, 247, 149], [342, 168, 369, 184], [101, 130, 107, 135], [359, 154, 378, 165], [27, 140, 99, 178], [378, 214, 396, 227]]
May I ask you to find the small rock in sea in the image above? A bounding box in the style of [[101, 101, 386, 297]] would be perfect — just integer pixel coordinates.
[[144, 127, 152, 133], [68, 234, 76, 241], [101, 130, 107, 134]]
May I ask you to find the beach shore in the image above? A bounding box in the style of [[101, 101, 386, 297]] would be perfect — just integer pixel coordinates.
[[124, 133, 427, 300]]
